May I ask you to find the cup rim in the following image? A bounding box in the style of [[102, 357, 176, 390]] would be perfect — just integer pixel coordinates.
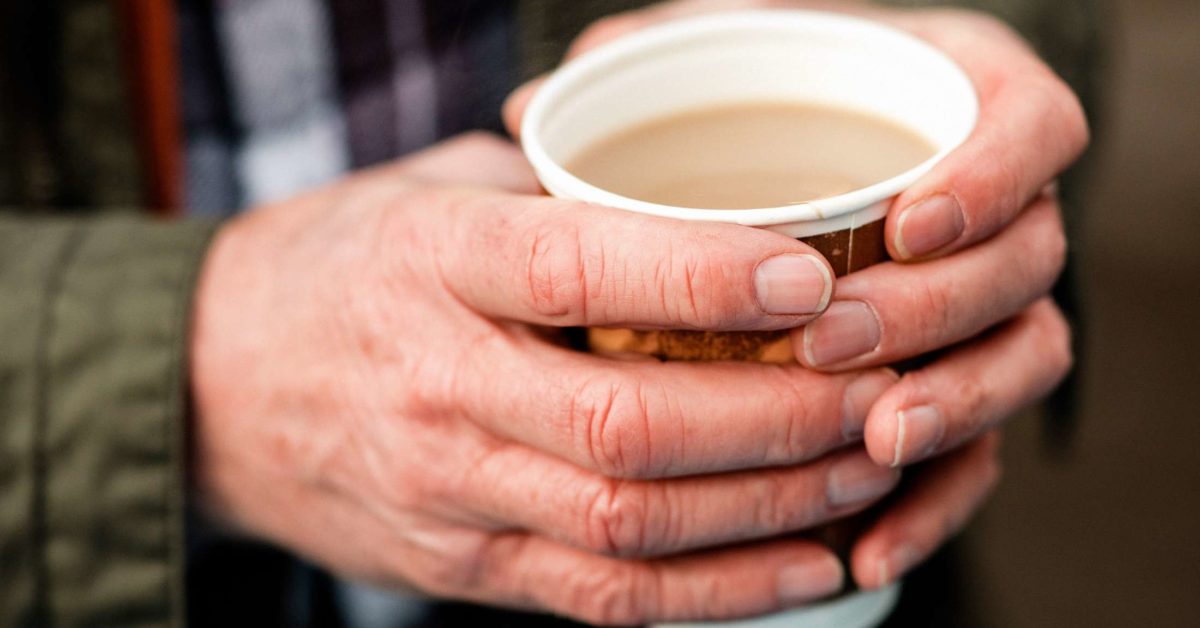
[[521, 9, 979, 226]]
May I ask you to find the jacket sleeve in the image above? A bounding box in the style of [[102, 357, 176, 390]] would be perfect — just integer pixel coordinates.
[[0, 213, 218, 627]]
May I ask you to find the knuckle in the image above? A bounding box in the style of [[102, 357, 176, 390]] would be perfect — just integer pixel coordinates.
[[650, 246, 733, 328], [519, 212, 590, 321], [913, 277, 955, 343], [386, 183, 450, 235], [979, 154, 1027, 233], [692, 574, 729, 619], [567, 564, 650, 626], [394, 533, 493, 595], [1044, 214, 1070, 279], [1036, 302, 1075, 376], [582, 480, 653, 557], [950, 376, 992, 429], [1063, 91, 1092, 156], [1017, 204, 1069, 293], [434, 548, 487, 592], [750, 472, 799, 532], [686, 254, 740, 328], [572, 374, 663, 479], [897, 368, 933, 396], [763, 374, 821, 463], [1040, 76, 1091, 157], [768, 416, 809, 466], [1023, 73, 1090, 163]]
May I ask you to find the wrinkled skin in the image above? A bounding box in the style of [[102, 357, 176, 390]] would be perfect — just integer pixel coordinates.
[[190, 1, 1085, 624]]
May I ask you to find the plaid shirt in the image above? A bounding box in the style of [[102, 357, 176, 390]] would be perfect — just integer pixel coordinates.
[[179, 0, 518, 216]]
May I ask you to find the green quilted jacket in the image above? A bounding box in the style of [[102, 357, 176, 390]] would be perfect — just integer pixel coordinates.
[[0, 1, 1101, 625]]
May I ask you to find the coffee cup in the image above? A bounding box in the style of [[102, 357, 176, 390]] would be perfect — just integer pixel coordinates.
[[520, 9, 978, 627]]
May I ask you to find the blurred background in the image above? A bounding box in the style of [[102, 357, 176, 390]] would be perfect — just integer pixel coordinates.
[[959, 0, 1200, 625]]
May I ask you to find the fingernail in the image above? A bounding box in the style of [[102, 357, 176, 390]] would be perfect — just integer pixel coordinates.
[[877, 543, 922, 586], [802, 301, 882, 366], [827, 454, 900, 508], [841, 369, 899, 440], [892, 405, 945, 467], [754, 254, 832, 315], [894, 194, 965, 259], [777, 555, 844, 606]]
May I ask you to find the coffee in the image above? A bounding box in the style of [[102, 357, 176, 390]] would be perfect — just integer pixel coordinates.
[[565, 102, 936, 210]]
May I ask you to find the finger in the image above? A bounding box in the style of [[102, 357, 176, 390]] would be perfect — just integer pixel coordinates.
[[365, 131, 542, 194], [458, 335, 898, 479], [501, 5, 674, 146], [794, 195, 1065, 370], [433, 188, 836, 330], [505, 7, 1088, 264], [500, 2, 884, 138], [461, 442, 898, 558], [884, 13, 1089, 260], [563, 1, 883, 62], [502, 76, 546, 141], [850, 433, 1002, 589], [863, 298, 1071, 467], [500, 1, 682, 143], [471, 532, 845, 625]]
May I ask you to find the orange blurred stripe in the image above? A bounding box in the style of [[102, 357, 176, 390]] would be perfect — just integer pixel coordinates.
[[115, 0, 183, 214]]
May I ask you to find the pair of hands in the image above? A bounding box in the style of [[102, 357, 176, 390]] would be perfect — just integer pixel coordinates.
[[190, 1, 1086, 624]]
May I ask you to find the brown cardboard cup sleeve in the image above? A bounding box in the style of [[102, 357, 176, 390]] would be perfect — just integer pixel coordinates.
[[587, 218, 888, 361]]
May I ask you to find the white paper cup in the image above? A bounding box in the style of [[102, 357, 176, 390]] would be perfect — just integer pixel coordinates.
[[521, 9, 977, 364], [522, 9, 977, 232], [520, 10, 976, 626]]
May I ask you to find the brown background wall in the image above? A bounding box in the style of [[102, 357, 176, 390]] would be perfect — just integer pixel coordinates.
[[962, 0, 1200, 625]]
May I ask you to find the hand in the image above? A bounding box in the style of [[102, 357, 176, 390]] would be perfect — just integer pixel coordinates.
[[504, 0, 1085, 590], [191, 133, 922, 625]]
